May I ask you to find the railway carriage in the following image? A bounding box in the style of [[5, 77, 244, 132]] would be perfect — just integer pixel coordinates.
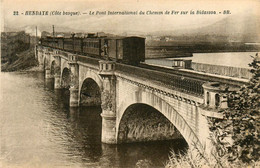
[[106, 37, 145, 64], [74, 38, 83, 54], [82, 38, 101, 56], [63, 38, 73, 51], [57, 38, 64, 50], [40, 34, 145, 65], [41, 37, 57, 48]]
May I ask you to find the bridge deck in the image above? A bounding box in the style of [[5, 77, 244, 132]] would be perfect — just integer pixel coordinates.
[[42, 46, 247, 97], [116, 63, 205, 96], [139, 63, 248, 86]]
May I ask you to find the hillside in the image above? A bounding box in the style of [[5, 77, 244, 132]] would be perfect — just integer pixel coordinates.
[[1, 48, 38, 72], [149, 13, 260, 43]]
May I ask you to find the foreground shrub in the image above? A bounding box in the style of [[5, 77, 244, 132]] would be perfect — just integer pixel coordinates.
[[166, 147, 259, 168], [167, 53, 260, 168]]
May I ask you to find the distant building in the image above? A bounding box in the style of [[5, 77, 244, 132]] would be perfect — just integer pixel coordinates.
[[41, 31, 51, 38]]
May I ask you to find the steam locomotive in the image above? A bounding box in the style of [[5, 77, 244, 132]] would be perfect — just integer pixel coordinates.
[[40, 34, 145, 65]]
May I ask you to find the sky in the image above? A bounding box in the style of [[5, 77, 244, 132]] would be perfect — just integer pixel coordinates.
[[1, 0, 260, 36]]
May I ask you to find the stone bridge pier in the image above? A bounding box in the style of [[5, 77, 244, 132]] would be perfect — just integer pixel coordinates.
[[53, 53, 62, 89], [99, 61, 117, 144], [41, 51, 118, 144], [68, 54, 79, 107], [36, 46, 44, 72], [39, 48, 58, 78]]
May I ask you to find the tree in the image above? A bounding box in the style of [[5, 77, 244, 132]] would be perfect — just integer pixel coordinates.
[[210, 53, 260, 164]]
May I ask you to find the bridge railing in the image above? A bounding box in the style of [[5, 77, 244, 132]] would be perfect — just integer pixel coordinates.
[[59, 51, 69, 58], [140, 62, 248, 87], [39, 45, 204, 95], [77, 55, 100, 66], [116, 63, 204, 96]]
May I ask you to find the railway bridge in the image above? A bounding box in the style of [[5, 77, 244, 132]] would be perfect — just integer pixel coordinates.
[[36, 45, 247, 152]]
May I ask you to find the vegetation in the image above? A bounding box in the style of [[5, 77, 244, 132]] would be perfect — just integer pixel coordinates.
[[135, 159, 153, 168], [1, 47, 38, 72], [165, 147, 256, 168], [210, 53, 259, 164], [166, 53, 260, 168]]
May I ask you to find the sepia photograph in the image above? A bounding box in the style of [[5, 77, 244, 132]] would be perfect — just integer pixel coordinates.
[[0, 0, 259, 167]]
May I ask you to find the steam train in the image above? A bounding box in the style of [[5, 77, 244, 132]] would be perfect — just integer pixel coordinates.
[[40, 34, 145, 65]]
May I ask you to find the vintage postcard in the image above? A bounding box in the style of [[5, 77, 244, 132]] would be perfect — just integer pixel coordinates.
[[1, 0, 259, 168]]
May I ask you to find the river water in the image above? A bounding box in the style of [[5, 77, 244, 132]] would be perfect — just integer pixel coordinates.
[[146, 52, 258, 68], [0, 72, 187, 168]]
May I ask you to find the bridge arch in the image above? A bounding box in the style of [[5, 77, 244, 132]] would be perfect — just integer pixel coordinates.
[[117, 90, 202, 148], [79, 78, 102, 106], [43, 56, 47, 70], [61, 59, 69, 74], [118, 103, 186, 144], [61, 67, 71, 89], [50, 60, 56, 76], [79, 69, 103, 96]]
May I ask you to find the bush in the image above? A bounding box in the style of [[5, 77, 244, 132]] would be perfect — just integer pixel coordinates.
[[167, 53, 260, 168], [210, 53, 259, 163], [135, 159, 152, 168], [166, 147, 258, 168]]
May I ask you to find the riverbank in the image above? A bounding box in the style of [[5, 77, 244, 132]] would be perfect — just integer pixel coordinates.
[[1, 48, 38, 72]]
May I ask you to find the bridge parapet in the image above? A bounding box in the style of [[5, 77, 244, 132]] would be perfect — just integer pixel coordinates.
[[47, 48, 54, 52], [116, 63, 204, 96], [99, 60, 116, 76], [43, 50, 51, 56], [77, 55, 100, 66], [199, 82, 229, 118], [52, 49, 69, 59], [42, 47, 53, 53], [68, 54, 78, 64], [52, 50, 60, 55], [59, 51, 69, 59], [52, 54, 60, 59], [36, 45, 43, 53], [37, 44, 43, 50]]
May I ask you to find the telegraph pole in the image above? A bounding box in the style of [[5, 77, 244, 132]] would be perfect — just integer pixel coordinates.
[[52, 25, 55, 47], [36, 26, 38, 44], [52, 25, 55, 37], [35, 26, 38, 59]]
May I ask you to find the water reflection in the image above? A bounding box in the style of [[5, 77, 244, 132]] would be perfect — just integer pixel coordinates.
[[1, 72, 187, 168]]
